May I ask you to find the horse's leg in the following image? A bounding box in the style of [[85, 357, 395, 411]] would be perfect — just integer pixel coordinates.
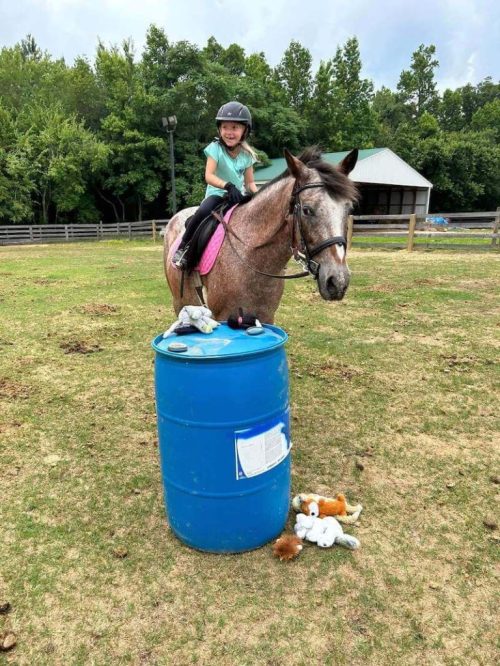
[[163, 208, 198, 314]]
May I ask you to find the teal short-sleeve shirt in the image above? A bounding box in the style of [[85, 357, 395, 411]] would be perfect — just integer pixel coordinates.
[[204, 141, 255, 198]]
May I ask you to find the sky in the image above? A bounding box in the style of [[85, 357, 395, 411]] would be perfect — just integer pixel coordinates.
[[1, 0, 498, 91]]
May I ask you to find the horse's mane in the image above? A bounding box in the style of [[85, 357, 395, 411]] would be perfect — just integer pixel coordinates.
[[255, 146, 358, 203]]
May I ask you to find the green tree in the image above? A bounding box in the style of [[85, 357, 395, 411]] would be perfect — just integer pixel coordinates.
[[329, 37, 376, 149], [202, 36, 225, 65], [220, 44, 246, 76], [471, 99, 500, 140], [96, 40, 167, 220], [15, 106, 108, 223], [20, 34, 42, 62], [0, 104, 33, 223], [306, 60, 338, 149], [459, 78, 500, 124], [66, 57, 105, 130], [373, 86, 406, 131], [274, 40, 312, 113], [438, 89, 464, 131], [397, 44, 439, 119], [244, 52, 272, 84]]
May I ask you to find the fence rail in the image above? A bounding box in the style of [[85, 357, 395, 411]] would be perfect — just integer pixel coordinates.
[[1, 210, 498, 251], [348, 209, 500, 251], [0, 220, 169, 246]]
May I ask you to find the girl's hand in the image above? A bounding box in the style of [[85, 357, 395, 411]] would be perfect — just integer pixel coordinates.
[[224, 183, 245, 205]]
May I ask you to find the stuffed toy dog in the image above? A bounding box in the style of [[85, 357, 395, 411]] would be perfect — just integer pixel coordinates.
[[292, 492, 362, 524], [294, 502, 360, 550]]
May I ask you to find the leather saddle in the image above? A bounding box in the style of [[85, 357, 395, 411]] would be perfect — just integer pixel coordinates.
[[182, 195, 252, 273]]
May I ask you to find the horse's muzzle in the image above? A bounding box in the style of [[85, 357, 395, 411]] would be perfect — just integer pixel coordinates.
[[319, 266, 350, 301]]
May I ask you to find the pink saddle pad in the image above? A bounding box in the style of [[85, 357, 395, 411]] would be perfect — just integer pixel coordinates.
[[170, 204, 238, 275]]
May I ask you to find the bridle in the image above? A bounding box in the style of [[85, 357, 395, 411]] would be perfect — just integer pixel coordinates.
[[219, 181, 347, 281], [289, 182, 347, 279]]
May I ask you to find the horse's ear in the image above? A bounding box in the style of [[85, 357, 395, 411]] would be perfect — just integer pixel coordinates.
[[338, 148, 358, 175], [284, 148, 306, 179]]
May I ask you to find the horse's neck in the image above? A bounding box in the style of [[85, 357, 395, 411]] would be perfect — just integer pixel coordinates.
[[231, 180, 294, 267]]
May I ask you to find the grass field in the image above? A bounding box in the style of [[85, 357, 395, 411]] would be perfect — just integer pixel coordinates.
[[0, 240, 499, 666]]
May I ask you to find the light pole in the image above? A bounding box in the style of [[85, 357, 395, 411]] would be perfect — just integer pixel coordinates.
[[162, 115, 177, 214]]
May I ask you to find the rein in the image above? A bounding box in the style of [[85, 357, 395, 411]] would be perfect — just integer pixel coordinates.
[[217, 181, 347, 281]]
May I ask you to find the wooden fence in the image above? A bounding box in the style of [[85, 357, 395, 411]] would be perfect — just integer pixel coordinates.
[[1, 210, 498, 251], [0, 220, 169, 246], [347, 209, 500, 251]]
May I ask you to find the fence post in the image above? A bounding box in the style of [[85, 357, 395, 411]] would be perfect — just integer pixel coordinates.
[[347, 215, 354, 251], [152, 220, 157, 243], [99, 220, 103, 240], [65, 225, 69, 241], [407, 214, 417, 252], [128, 223, 132, 240], [492, 206, 500, 247]]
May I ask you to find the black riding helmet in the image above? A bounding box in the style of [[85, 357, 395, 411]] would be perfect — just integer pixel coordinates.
[[215, 101, 252, 139]]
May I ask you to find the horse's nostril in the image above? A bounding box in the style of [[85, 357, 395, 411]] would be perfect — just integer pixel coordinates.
[[326, 275, 347, 300], [327, 276, 337, 291]]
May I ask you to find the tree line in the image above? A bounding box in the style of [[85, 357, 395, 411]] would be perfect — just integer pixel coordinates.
[[0, 28, 498, 224]]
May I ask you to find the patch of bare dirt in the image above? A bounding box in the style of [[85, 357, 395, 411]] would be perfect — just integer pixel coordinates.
[[0, 421, 22, 434], [59, 340, 103, 354], [80, 303, 119, 316], [0, 378, 31, 400], [312, 359, 362, 381], [369, 283, 399, 293], [371, 278, 451, 293], [413, 278, 443, 286], [415, 334, 446, 347], [440, 353, 487, 370], [33, 278, 53, 285]]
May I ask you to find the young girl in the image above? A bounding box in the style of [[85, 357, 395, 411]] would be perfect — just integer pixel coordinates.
[[173, 101, 258, 268]]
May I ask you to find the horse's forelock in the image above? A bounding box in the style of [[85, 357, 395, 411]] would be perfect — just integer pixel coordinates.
[[256, 146, 358, 204], [298, 146, 359, 204], [297, 146, 323, 164]]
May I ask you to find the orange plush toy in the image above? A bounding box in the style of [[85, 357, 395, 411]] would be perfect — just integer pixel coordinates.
[[272, 535, 303, 561], [292, 493, 362, 524]]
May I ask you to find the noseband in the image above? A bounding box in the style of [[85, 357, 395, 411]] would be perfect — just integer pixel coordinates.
[[290, 182, 347, 278]]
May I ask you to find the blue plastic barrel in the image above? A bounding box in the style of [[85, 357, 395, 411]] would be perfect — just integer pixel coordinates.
[[152, 323, 291, 553]]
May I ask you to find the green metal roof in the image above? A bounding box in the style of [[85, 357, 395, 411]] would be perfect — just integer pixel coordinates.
[[254, 147, 385, 182]]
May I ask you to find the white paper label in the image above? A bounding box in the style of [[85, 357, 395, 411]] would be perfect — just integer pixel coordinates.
[[235, 418, 290, 480]]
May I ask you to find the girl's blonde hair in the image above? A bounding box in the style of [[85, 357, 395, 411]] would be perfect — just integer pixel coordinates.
[[240, 140, 259, 162]]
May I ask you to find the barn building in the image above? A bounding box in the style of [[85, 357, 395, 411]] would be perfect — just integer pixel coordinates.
[[254, 148, 433, 216]]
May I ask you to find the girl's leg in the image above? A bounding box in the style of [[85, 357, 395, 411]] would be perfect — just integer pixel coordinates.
[[181, 196, 222, 245], [173, 195, 223, 266]]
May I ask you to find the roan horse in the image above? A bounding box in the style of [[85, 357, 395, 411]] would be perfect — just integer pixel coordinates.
[[164, 146, 358, 323]]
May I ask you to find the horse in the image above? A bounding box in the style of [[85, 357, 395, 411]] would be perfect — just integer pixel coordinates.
[[163, 146, 359, 324]]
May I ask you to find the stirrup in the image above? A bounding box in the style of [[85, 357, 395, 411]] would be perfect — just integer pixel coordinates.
[[173, 245, 189, 269]]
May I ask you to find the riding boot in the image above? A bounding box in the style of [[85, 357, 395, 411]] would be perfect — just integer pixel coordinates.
[[173, 243, 190, 269]]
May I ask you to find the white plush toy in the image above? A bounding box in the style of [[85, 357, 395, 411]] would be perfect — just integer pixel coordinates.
[[163, 305, 220, 337], [294, 501, 360, 550]]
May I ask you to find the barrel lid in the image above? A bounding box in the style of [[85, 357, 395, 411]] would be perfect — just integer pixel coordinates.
[[152, 323, 287, 359]]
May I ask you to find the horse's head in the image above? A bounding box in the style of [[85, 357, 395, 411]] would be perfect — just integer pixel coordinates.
[[284, 147, 359, 301]]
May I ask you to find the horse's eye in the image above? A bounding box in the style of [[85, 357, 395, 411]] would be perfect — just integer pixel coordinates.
[[302, 205, 315, 217]]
